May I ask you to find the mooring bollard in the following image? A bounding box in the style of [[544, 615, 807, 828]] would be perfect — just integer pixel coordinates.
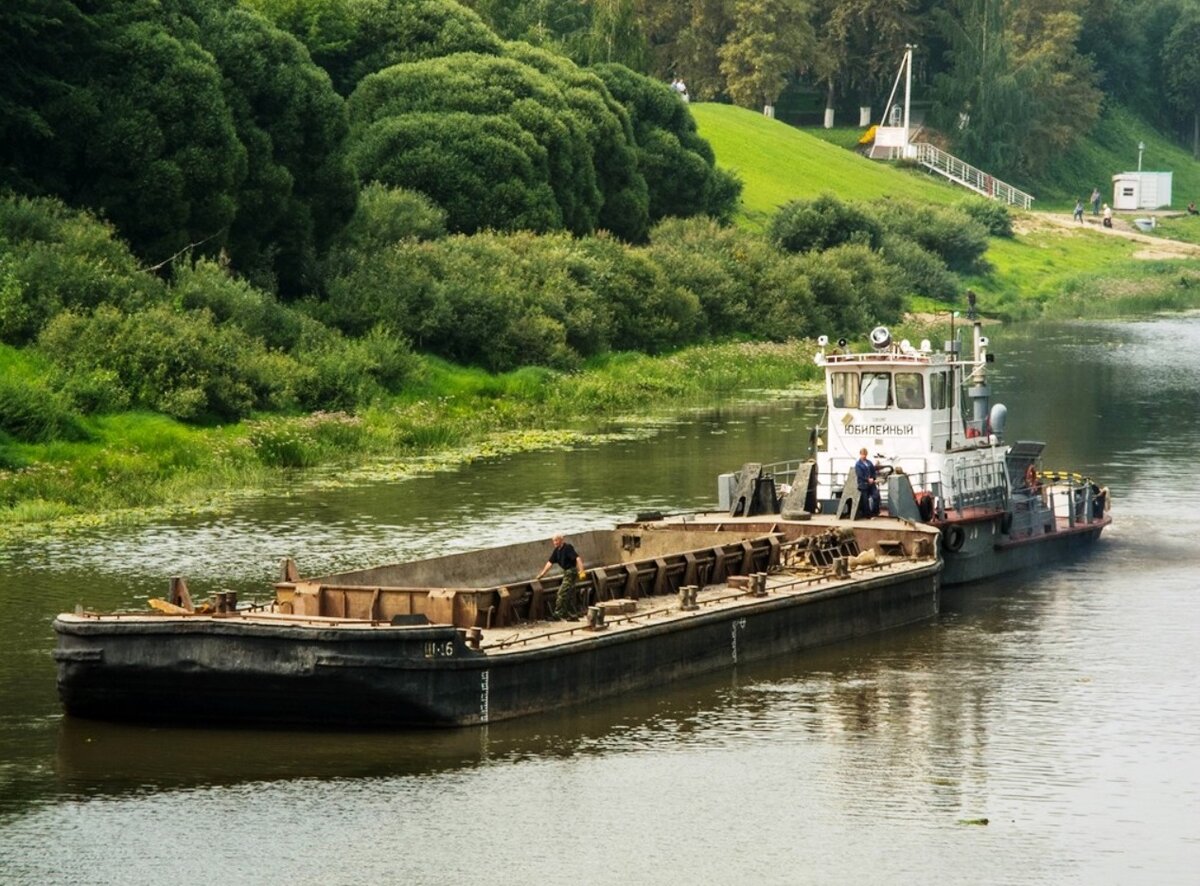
[[466, 627, 482, 649], [751, 572, 768, 597], [679, 585, 699, 611], [587, 605, 608, 631]]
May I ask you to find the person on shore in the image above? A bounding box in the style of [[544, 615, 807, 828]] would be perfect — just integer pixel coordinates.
[[1073, 198, 1084, 222], [1188, 200, 1198, 216], [1102, 203, 1113, 228], [1090, 187, 1101, 215], [854, 448, 880, 518], [536, 533, 586, 619]]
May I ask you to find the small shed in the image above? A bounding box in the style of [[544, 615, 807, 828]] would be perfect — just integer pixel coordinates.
[[1112, 172, 1172, 210]]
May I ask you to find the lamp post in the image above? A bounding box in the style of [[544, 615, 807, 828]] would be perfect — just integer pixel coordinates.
[[1138, 141, 1145, 172]]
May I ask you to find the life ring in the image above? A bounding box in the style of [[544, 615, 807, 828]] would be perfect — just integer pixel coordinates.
[[944, 525, 966, 552]]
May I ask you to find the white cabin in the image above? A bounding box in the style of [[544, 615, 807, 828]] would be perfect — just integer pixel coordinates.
[[811, 322, 1012, 519], [1112, 172, 1172, 210]]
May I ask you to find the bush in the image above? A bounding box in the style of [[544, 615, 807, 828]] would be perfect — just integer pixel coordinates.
[[769, 194, 883, 254], [349, 111, 562, 234], [297, 325, 421, 410], [172, 258, 312, 351], [0, 374, 90, 442], [592, 63, 741, 225], [879, 234, 961, 302], [957, 197, 1014, 238], [875, 199, 990, 273], [38, 305, 292, 421], [0, 195, 165, 345], [795, 244, 904, 335], [644, 217, 765, 336], [329, 183, 448, 261]]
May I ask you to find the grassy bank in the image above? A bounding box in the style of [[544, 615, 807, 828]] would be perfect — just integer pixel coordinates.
[[693, 103, 1200, 319], [0, 340, 823, 537]]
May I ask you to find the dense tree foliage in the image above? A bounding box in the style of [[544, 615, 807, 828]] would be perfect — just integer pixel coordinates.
[[166, 0, 358, 296], [593, 64, 741, 223], [0, 0, 356, 294], [1164, 8, 1200, 156], [3, 0, 1189, 460], [459, 0, 1198, 181], [255, 0, 505, 95], [719, 0, 816, 110]]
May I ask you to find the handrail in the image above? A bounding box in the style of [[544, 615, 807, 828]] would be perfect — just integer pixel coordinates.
[[911, 143, 1035, 209]]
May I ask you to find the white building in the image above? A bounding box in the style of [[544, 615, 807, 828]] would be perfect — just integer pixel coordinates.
[[1112, 172, 1172, 210]]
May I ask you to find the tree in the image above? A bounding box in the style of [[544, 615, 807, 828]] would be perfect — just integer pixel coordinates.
[[592, 63, 741, 222], [1006, 0, 1102, 172], [1165, 8, 1200, 157], [719, 0, 817, 111], [930, 0, 1101, 181], [57, 4, 246, 268], [578, 0, 648, 69], [635, 0, 733, 100], [0, 0, 91, 194], [507, 42, 650, 240], [349, 110, 563, 233], [315, 0, 504, 94], [810, 0, 918, 125], [169, 0, 358, 297], [348, 52, 601, 234]]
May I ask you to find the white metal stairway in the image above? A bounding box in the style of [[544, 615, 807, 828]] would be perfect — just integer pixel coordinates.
[[911, 142, 1035, 209]]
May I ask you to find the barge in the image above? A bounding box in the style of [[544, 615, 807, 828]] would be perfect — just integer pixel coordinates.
[[55, 520, 940, 728], [716, 293, 1111, 585]]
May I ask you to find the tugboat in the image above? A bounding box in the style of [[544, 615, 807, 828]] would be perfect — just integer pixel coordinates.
[[719, 293, 1111, 585]]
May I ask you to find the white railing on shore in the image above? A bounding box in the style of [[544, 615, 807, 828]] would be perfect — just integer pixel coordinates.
[[911, 143, 1035, 209]]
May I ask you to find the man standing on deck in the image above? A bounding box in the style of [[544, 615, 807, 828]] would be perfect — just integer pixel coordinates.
[[536, 533, 586, 619], [855, 448, 881, 518]]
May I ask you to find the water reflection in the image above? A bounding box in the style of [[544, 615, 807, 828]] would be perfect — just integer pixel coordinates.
[[3, 318, 1200, 883]]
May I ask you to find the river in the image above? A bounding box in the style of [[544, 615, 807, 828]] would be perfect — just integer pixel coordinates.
[[1, 317, 1198, 884]]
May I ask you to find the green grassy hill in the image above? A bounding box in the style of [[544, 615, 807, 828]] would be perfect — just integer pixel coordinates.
[[690, 103, 965, 228], [694, 102, 1200, 217], [692, 102, 1200, 319]]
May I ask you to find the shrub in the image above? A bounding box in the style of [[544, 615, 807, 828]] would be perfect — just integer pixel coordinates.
[[957, 198, 1014, 238], [172, 258, 311, 351], [327, 184, 448, 270], [0, 374, 90, 442], [879, 234, 961, 303], [646, 217, 776, 336], [795, 243, 904, 334], [0, 195, 165, 345], [38, 305, 291, 421], [592, 63, 742, 225], [875, 199, 990, 273], [348, 111, 562, 234], [297, 325, 420, 409], [769, 194, 883, 254]]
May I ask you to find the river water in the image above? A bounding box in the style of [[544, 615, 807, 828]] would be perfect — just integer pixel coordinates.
[[1, 317, 1198, 884]]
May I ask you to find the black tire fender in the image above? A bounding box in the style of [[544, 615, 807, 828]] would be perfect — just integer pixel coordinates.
[[944, 524, 966, 552]]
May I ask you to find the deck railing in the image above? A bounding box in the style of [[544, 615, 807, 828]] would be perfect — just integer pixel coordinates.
[[911, 143, 1035, 209]]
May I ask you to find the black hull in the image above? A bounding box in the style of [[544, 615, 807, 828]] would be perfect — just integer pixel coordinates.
[[941, 517, 1110, 586], [56, 565, 940, 729]]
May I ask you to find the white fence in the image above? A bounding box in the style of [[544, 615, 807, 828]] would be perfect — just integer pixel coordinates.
[[911, 143, 1035, 209]]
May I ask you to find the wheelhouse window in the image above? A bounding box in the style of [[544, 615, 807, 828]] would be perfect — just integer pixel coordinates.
[[831, 372, 859, 408], [895, 372, 925, 409], [859, 372, 891, 409], [930, 370, 954, 410]]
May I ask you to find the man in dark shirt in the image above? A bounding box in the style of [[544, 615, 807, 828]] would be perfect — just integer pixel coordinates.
[[536, 533, 586, 619], [854, 448, 880, 518]]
